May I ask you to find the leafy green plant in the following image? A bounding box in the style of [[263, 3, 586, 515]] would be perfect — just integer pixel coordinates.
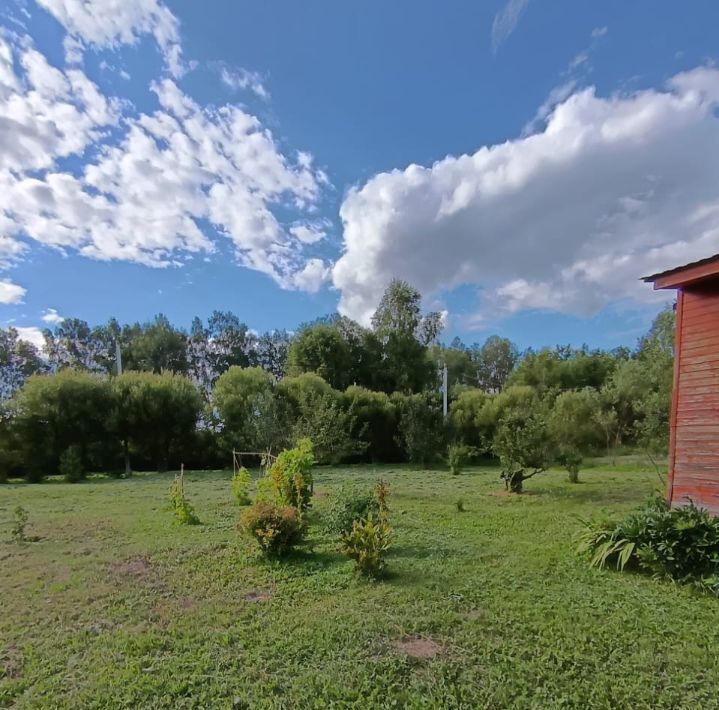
[[323, 484, 379, 535], [456, 497, 466, 513], [268, 438, 314, 511], [168, 470, 201, 525], [59, 444, 85, 483], [11, 506, 28, 543], [493, 410, 552, 493], [447, 443, 471, 475], [557, 446, 583, 484], [577, 496, 719, 594], [231, 466, 252, 506], [340, 513, 392, 578], [239, 502, 305, 556]]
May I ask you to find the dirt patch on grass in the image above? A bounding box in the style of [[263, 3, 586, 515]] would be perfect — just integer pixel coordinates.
[[392, 636, 442, 659], [464, 608, 486, 621], [1, 644, 24, 679], [111, 557, 154, 578], [243, 589, 272, 603]]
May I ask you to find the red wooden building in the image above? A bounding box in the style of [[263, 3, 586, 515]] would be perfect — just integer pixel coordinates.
[[644, 254, 719, 514]]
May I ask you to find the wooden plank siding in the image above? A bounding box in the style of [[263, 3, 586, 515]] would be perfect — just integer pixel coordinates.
[[669, 281, 719, 514]]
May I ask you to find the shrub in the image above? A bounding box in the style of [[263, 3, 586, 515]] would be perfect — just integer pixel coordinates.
[[577, 496, 719, 594], [59, 445, 85, 483], [394, 392, 445, 465], [291, 394, 364, 464], [268, 439, 314, 511], [557, 447, 583, 484], [168, 471, 201, 525], [239, 503, 305, 556], [447, 443, 471, 475], [493, 410, 552, 493], [456, 497, 466, 513], [11, 506, 28, 543], [231, 467, 252, 506], [323, 484, 379, 535], [340, 513, 392, 578]]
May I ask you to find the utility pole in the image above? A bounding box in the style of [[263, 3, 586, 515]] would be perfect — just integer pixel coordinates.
[[115, 340, 123, 376], [442, 362, 448, 420]]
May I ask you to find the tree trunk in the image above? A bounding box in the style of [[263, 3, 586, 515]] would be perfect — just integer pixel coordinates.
[[123, 439, 131, 477], [509, 471, 524, 494]]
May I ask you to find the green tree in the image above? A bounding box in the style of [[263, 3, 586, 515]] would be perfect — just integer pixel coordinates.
[[548, 388, 602, 482], [475, 336, 519, 392], [371, 280, 442, 393], [493, 409, 552, 493], [0, 327, 46, 399], [12, 370, 115, 481], [449, 388, 493, 451], [394, 391, 445, 465], [213, 366, 277, 452], [343, 386, 400, 462], [287, 323, 353, 390], [122, 314, 188, 374], [112, 371, 202, 473]]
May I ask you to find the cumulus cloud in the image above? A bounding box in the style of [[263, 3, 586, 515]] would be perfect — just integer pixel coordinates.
[[0, 279, 26, 304], [491, 0, 530, 53], [15, 325, 45, 350], [0, 33, 328, 291], [36, 0, 184, 75], [333, 66, 719, 326], [41, 307, 63, 324], [290, 258, 331, 293], [220, 66, 269, 101], [289, 220, 330, 245]]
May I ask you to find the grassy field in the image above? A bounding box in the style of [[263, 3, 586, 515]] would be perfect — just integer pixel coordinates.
[[2, 462, 719, 709]]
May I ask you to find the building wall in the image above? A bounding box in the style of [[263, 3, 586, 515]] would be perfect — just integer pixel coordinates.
[[669, 280, 719, 513]]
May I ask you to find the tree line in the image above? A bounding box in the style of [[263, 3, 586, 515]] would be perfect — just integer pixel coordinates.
[[0, 280, 674, 481]]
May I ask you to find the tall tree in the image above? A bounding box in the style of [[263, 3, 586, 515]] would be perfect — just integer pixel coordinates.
[[122, 314, 188, 374], [0, 328, 46, 400], [371, 280, 442, 393], [44, 318, 113, 373], [286, 323, 353, 390], [251, 330, 291, 379]]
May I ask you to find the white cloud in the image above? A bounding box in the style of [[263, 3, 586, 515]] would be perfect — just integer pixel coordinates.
[[333, 66, 719, 326], [36, 0, 184, 75], [591, 26, 609, 39], [289, 220, 329, 245], [41, 307, 63, 324], [491, 0, 531, 53], [15, 326, 45, 351], [0, 279, 25, 304], [220, 66, 269, 101], [0, 34, 327, 291], [290, 258, 331, 293], [0, 37, 120, 173]]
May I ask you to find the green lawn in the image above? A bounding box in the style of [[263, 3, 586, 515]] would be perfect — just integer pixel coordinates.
[[2, 463, 719, 709]]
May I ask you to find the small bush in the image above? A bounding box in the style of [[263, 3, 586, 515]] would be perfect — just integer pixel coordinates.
[[448, 443, 471, 475], [577, 496, 719, 594], [456, 498, 466, 513], [323, 484, 379, 535], [268, 438, 314, 511], [11, 506, 28, 543], [59, 445, 85, 483], [557, 446, 583, 484], [231, 467, 252, 506], [168, 472, 201, 525], [340, 513, 392, 578], [239, 503, 305, 556]]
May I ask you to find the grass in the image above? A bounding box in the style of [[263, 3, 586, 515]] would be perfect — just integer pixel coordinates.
[[1, 462, 719, 708]]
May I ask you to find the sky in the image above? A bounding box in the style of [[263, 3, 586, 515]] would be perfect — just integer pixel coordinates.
[[1, 0, 718, 352]]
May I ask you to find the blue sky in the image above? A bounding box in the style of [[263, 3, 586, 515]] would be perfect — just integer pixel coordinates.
[[1, 0, 718, 351]]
